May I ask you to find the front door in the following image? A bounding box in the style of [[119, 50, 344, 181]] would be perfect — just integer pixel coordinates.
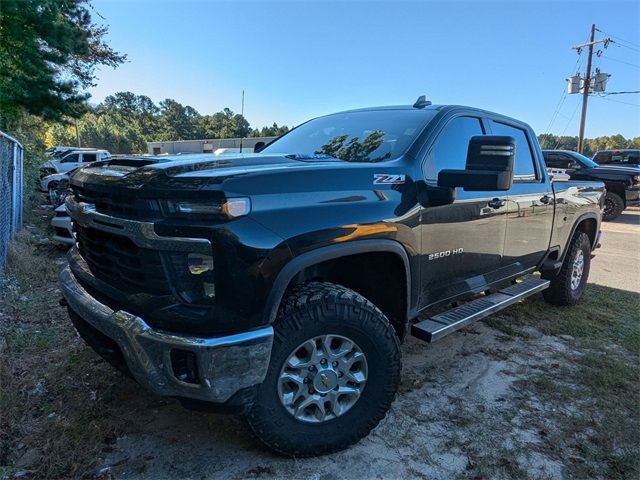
[[419, 115, 509, 308]]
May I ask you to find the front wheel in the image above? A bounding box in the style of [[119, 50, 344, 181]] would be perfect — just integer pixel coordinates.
[[542, 231, 591, 306], [245, 282, 401, 456]]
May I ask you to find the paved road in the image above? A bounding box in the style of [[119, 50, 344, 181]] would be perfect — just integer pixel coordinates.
[[589, 209, 640, 293]]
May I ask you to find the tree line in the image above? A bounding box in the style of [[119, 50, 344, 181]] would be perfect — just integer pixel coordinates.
[[47, 91, 291, 154], [538, 134, 640, 157]]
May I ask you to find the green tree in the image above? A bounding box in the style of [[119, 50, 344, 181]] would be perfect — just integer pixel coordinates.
[[0, 0, 126, 128], [257, 122, 290, 137], [156, 99, 200, 140], [197, 108, 251, 139]]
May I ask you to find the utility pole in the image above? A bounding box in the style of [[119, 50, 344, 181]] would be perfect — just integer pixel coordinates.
[[577, 24, 596, 154], [239, 90, 245, 153], [74, 118, 81, 148], [570, 25, 611, 153]]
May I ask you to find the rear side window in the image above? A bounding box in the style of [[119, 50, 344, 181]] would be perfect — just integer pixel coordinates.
[[424, 116, 484, 182], [83, 153, 97, 163], [490, 121, 537, 180], [595, 150, 640, 165], [543, 153, 572, 169], [61, 153, 80, 163]]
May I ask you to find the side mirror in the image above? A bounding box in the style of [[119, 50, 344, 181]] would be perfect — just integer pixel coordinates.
[[254, 141, 265, 153], [438, 136, 515, 191]]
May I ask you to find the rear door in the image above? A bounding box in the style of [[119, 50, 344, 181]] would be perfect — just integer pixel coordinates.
[[57, 152, 81, 172], [490, 120, 554, 271], [419, 115, 508, 307], [82, 153, 97, 163]]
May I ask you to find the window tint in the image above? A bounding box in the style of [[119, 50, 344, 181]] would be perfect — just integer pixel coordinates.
[[543, 153, 572, 169], [61, 153, 79, 163], [490, 121, 537, 179], [83, 153, 97, 162], [595, 150, 640, 165], [424, 116, 484, 182]]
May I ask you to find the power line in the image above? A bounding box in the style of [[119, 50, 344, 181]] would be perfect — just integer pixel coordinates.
[[600, 55, 640, 69], [612, 42, 640, 54], [595, 95, 640, 107], [553, 98, 582, 148], [595, 91, 640, 96], [595, 28, 640, 49], [544, 35, 587, 133]]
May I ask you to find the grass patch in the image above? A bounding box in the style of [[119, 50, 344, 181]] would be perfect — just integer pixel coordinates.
[[489, 283, 640, 353]]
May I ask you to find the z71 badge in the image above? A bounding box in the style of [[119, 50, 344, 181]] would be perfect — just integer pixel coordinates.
[[373, 174, 405, 185]]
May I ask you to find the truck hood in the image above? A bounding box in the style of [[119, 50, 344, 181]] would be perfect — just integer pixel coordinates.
[[590, 165, 640, 175], [69, 153, 407, 198]]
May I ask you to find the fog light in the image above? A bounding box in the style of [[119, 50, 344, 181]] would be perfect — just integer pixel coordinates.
[[170, 349, 200, 384], [187, 254, 214, 275]]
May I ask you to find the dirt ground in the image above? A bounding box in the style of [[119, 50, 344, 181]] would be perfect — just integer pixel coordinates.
[[1, 210, 639, 480]]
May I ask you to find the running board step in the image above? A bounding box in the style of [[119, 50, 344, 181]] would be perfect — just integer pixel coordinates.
[[411, 278, 550, 343]]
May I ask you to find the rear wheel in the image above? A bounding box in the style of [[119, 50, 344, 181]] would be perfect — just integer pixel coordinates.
[[602, 192, 624, 221], [245, 282, 401, 456], [542, 231, 591, 306]]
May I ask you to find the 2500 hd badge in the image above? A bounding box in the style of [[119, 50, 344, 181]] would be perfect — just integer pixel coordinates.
[[428, 247, 464, 260]]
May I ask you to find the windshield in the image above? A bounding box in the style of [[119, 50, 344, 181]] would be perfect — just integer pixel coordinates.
[[262, 109, 436, 162], [569, 151, 599, 168]]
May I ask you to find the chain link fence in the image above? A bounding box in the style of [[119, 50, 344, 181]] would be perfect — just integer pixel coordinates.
[[0, 130, 24, 270]]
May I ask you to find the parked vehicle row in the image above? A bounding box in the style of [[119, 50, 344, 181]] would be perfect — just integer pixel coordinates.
[[542, 149, 640, 220], [58, 99, 605, 456]]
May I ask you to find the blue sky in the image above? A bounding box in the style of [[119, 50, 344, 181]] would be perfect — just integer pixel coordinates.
[[89, 0, 639, 138]]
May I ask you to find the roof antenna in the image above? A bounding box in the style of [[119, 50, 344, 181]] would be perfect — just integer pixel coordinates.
[[413, 95, 432, 109]]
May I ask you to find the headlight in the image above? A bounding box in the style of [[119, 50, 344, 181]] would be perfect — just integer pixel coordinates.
[[633, 175, 640, 187], [162, 197, 251, 219]]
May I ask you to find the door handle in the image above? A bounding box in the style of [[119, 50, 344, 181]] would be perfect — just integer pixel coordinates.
[[487, 198, 506, 209], [540, 195, 551, 204]]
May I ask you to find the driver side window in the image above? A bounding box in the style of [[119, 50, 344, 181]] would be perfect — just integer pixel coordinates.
[[424, 116, 484, 183]]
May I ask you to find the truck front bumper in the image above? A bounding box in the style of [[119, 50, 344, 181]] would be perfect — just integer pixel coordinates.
[[60, 265, 273, 403], [626, 187, 640, 207]]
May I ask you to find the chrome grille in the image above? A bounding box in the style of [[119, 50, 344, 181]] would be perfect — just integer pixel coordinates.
[[75, 225, 171, 295], [72, 185, 162, 220]]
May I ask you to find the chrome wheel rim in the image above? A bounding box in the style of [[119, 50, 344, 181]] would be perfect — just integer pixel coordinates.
[[277, 334, 368, 424], [571, 249, 585, 290]]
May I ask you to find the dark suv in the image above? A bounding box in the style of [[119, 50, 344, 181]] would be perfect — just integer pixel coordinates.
[[543, 149, 640, 220]]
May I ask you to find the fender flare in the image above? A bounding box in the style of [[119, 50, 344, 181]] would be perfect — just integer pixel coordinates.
[[263, 239, 412, 325], [562, 211, 600, 261]]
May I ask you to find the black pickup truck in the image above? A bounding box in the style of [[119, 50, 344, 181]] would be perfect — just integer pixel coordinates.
[[543, 149, 640, 220], [60, 100, 604, 456]]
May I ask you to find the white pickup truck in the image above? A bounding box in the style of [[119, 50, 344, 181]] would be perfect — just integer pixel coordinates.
[[39, 149, 111, 177]]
